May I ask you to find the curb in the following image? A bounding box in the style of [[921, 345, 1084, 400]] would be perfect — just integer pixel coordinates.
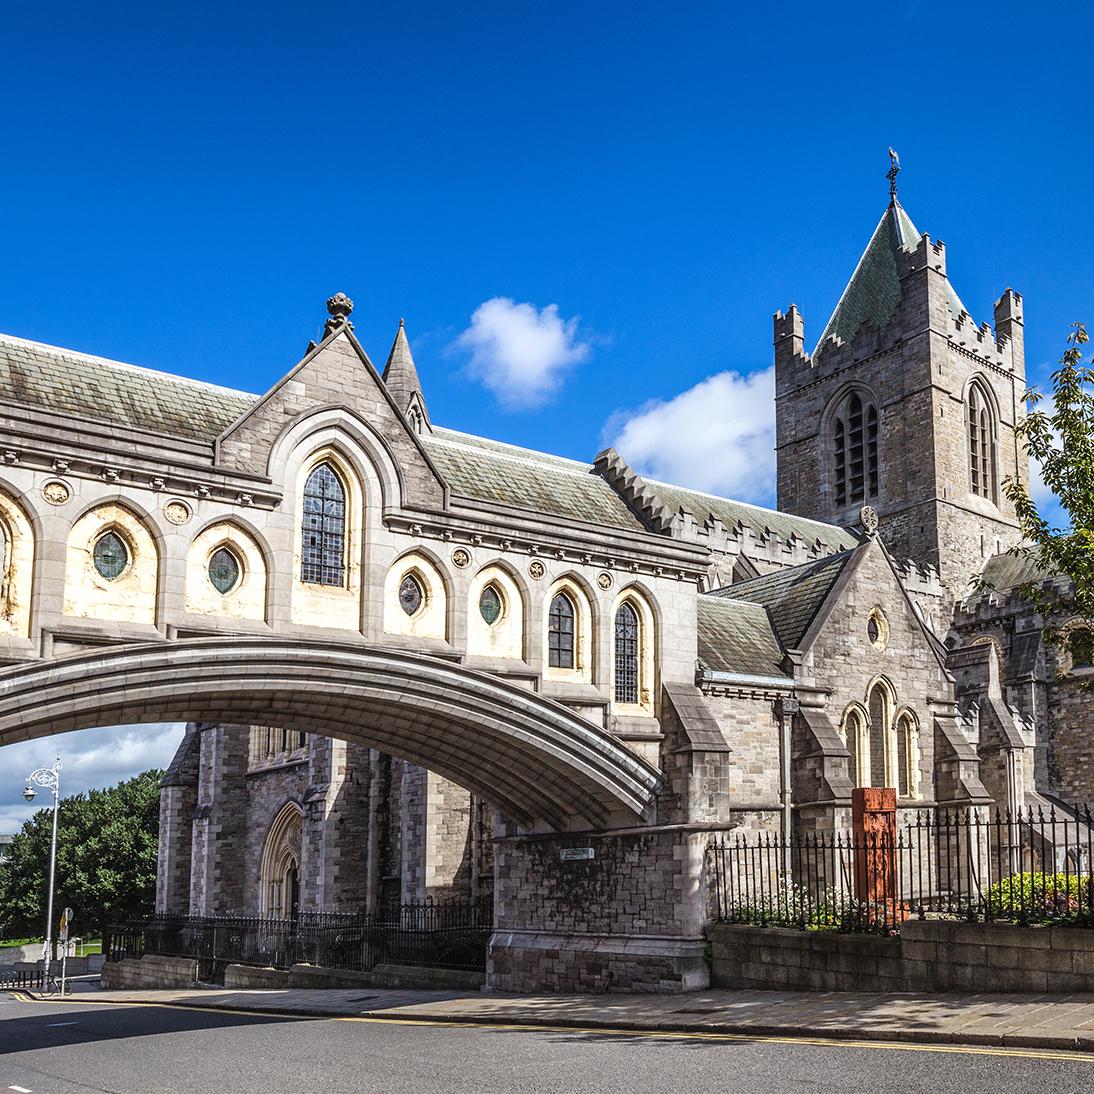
[[14, 991, 1094, 1054]]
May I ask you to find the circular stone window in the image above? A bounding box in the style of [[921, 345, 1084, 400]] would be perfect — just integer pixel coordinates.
[[399, 573, 424, 616], [93, 531, 129, 580], [479, 585, 503, 626], [867, 607, 889, 651], [208, 547, 242, 594]]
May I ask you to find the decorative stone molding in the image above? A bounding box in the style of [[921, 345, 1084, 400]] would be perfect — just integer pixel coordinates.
[[451, 548, 471, 569], [42, 481, 71, 505], [528, 560, 546, 580], [164, 501, 191, 526]]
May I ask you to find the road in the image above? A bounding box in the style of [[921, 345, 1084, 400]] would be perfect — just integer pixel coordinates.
[[2, 993, 1093, 1093]]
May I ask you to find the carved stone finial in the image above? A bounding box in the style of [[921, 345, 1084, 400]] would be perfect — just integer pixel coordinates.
[[324, 292, 355, 337], [859, 505, 880, 536]]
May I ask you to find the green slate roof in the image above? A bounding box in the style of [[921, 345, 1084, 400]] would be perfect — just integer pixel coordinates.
[[696, 595, 788, 678], [647, 479, 857, 553], [0, 332, 255, 441], [711, 549, 853, 649], [972, 551, 1059, 600], [814, 200, 969, 357], [423, 428, 649, 531]]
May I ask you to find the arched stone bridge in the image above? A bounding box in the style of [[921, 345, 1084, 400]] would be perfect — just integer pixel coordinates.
[[0, 636, 662, 831]]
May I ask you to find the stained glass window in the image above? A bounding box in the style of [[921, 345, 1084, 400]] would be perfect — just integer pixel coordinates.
[[208, 547, 241, 594], [548, 592, 575, 669], [399, 573, 424, 616], [614, 602, 639, 704], [479, 585, 502, 626], [301, 462, 346, 586], [93, 531, 128, 580]]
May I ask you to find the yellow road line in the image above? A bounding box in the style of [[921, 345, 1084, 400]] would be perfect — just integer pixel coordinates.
[[7, 991, 1094, 1063]]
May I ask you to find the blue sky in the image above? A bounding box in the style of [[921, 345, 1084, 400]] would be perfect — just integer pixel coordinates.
[[0, 1, 1088, 827]]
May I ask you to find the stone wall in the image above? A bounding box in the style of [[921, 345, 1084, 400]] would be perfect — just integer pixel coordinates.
[[101, 955, 200, 990], [489, 826, 713, 993], [711, 921, 1094, 994]]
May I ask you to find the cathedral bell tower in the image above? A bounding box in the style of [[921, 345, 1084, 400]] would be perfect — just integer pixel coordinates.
[[774, 154, 1029, 596]]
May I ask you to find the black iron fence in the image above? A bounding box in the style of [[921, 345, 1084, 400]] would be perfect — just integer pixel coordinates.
[[0, 968, 45, 992], [710, 806, 1094, 935], [107, 898, 493, 982]]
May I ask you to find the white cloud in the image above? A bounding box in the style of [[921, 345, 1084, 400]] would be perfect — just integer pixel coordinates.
[[455, 297, 591, 410], [0, 723, 185, 834], [604, 367, 777, 503]]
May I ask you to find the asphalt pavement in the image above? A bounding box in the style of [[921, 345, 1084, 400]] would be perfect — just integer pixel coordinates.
[[3, 993, 1094, 1093]]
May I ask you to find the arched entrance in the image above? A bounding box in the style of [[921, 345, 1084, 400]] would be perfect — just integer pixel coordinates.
[[260, 803, 303, 919]]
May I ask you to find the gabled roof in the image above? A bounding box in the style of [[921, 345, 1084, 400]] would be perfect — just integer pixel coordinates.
[[696, 595, 788, 678], [422, 428, 649, 531], [814, 199, 969, 357], [0, 332, 255, 441], [646, 478, 857, 554], [710, 549, 853, 649]]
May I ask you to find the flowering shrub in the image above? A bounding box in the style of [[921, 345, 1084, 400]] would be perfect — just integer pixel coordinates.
[[727, 877, 897, 934], [984, 872, 1092, 923]]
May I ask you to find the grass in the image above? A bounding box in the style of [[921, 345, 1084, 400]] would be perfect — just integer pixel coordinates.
[[1, 936, 102, 955]]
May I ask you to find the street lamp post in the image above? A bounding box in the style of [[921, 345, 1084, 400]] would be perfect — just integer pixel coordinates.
[[23, 756, 62, 984]]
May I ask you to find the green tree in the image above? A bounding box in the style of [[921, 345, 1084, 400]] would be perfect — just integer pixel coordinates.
[[0, 769, 162, 941], [1003, 322, 1094, 679]]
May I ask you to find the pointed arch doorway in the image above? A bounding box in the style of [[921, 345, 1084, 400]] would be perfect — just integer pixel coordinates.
[[260, 802, 303, 920]]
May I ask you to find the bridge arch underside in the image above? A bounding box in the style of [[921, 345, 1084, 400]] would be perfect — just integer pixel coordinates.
[[0, 639, 661, 832]]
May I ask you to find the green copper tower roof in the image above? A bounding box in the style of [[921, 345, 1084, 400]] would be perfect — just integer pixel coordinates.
[[813, 199, 969, 357]]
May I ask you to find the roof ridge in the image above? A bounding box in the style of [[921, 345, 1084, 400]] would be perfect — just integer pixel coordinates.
[[644, 476, 852, 535], [427, 428, 597, 474], [0, 331, 258, 402]]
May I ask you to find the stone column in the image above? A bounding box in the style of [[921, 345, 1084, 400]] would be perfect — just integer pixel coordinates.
[[188, 723, 250, 915]]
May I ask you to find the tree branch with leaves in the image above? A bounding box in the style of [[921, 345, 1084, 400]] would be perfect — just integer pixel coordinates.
[[1003, 322, 1094, 679]]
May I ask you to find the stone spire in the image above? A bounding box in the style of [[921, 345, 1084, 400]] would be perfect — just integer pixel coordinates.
[[382, 319, 430, 432], [812, 191, 969, 359]]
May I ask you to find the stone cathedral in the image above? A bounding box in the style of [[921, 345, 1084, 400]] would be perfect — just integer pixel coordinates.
[[0, 170, 1088, 984]]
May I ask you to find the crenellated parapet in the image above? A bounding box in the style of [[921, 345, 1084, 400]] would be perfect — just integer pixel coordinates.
[[593, 447, 675, 534]]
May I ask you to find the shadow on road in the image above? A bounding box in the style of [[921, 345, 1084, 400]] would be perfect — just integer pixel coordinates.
[[1, 997, 318, 1055]]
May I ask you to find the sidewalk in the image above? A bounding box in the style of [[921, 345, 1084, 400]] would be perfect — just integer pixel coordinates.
[[20, 982, 1094, 1052]]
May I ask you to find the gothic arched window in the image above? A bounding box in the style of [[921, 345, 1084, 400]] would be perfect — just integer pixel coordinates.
[[614, 602, 640, 704], [867, 683, 891, 788], [548, 592, 575, 669], [967, 382, 997, 501], [301, 462, 346, 587], [831, 392, 879, 507], [844, 709, 865, 788], [896, 713, 918, 799]]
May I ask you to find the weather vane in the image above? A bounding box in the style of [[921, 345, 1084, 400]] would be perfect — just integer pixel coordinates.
[[887, 147, 901, 200]]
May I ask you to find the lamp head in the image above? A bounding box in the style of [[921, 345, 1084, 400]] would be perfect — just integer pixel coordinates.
[[23, 785, 35, 802]]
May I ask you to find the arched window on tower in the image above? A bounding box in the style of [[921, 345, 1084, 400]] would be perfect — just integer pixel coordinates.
[[301, 462, 347, 586], [967, 382, 997, 501], [832, 392, 879, 507], [614, 602, 640, 704]]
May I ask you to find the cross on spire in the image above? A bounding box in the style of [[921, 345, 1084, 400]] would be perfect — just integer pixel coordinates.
[[887, 148, 901, 201]]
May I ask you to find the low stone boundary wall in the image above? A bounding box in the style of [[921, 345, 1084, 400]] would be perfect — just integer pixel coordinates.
[[710, 921, 1094, 994], [101, 955, 200, 990], [223, 962, 485, 991]]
